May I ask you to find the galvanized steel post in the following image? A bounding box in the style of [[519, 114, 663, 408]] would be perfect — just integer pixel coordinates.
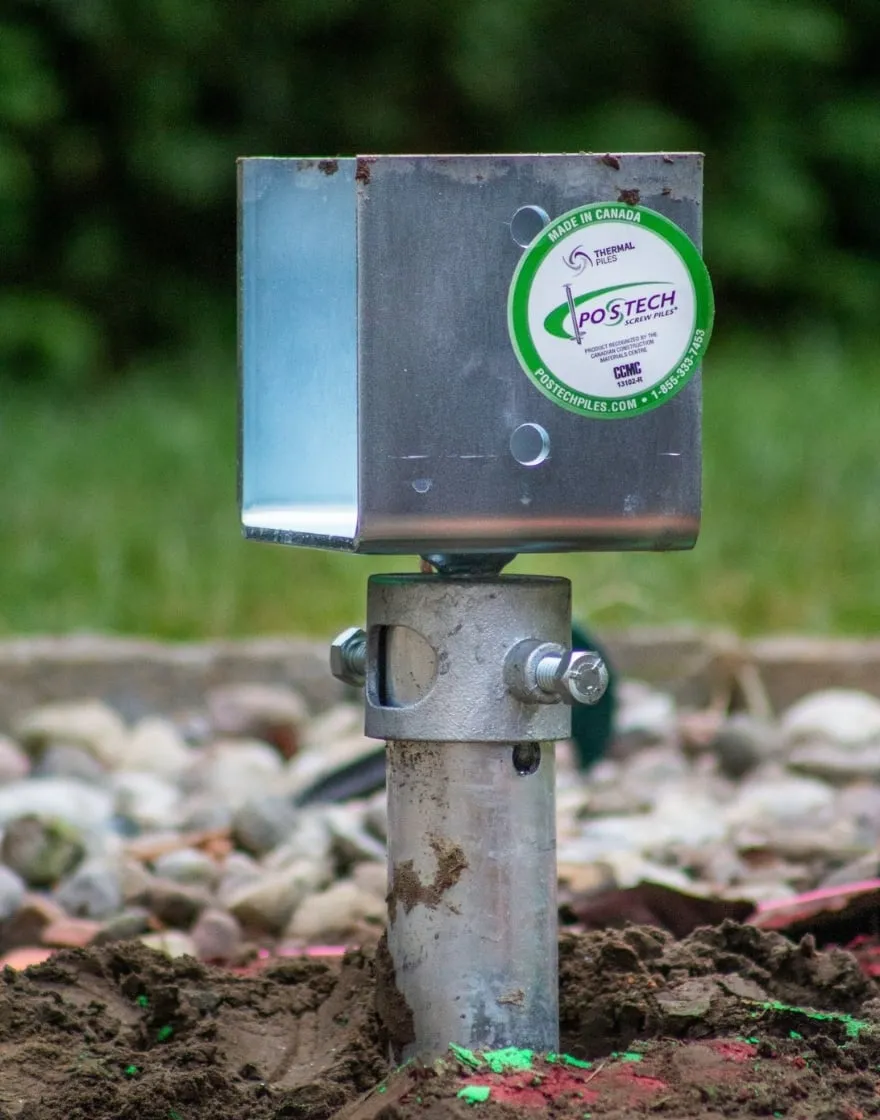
[[362, 573, 574, 1060]]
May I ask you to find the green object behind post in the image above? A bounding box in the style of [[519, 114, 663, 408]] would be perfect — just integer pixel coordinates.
[[569, 622, 616, 771]]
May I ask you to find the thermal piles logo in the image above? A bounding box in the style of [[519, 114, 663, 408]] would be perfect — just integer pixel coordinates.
[[507, 203, 714, 419]]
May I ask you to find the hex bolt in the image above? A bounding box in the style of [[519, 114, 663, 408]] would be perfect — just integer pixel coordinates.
[[535, 649, 609, 706], [330, 626, 367, 687]]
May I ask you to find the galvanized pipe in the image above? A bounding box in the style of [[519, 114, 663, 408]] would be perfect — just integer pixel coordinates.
[[351, 572, 607, 1061], [385, 739, 558, 1062]]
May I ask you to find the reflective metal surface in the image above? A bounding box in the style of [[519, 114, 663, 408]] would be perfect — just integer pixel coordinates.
[[239, 153, 703, 555], [364, 574, 572, 744], [386, 739, 558, 1061], [239, 158, 358, 548]]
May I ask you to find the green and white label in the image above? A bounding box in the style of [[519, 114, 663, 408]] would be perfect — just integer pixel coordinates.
[[507, 202, 714, 419]]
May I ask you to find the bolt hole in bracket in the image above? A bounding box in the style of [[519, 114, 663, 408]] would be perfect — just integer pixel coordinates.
[[509, 204, 551, 248], [510, 422, 551, 467], [512, 742, 542, 775]]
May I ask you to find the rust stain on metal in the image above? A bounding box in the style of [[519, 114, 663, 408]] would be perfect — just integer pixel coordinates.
[[497, 988, 525, 1006], [387, 835, 468, 923], [617, 188, 640, 206], [599, 154, 621, 170], [318, 159, 339, 176], [355, 157, 376, 185]]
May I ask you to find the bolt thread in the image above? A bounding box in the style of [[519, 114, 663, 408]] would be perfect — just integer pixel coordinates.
[[344, 636, 367, 675], [535, 654, 562, 693]]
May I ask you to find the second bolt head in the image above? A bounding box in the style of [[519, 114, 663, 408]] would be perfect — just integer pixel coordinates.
[[329, 626, 367, 687]]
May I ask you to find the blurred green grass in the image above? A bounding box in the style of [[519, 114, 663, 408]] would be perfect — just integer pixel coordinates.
[[2, 333, 878, 640]]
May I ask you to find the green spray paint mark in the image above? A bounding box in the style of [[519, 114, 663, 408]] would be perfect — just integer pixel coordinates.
[[547, 1052, 593, 1070], [451, 1046, 595, 1073], [124, 1065, 139, 1077], [448, 1046, 536, 1073], [168, 1112, 183, 1120], [457, 1086, 491, 1104], [611, 1051, 643, 1062], [449, 1044, 482, 1069], [136, 995, 149, 1008], [758, 1000, 870, 1039], [377, 1085, 387, 1094], [789, 1030, 803, 1041], [483, 1048, 535, 1073], [157, 1025, 174, 1042]]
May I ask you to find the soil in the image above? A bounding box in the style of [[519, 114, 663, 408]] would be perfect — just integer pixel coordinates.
[[3, 922, 880, 1119], [387, 839, 469, 924]]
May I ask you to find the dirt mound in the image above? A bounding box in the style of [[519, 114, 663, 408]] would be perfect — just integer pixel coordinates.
[[0, 942, 384, 1120], [1, 922, 879, 1119], [559, 920, 875, 1058]]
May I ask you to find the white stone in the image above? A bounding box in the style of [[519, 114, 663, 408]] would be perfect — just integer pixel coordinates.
[[725, 768, 835, 828], [362, 790, 388, 841], [14, 701, 128, 769], [139, 930, 198, 958], [152, 847, 220, 889], [836, 784, 880, 841], [119, 858, 156, 905], [0, 864, 25, 920], [325, 806, 387, 867], [284, 733, 379, 799], [649, 787, 730, 847], [112, 772, 180, 831], [618, 745, 691, 807], [207, 683, 309, 743], [0, 736, 30, 785], [123, 718, 193, 778], [262, 810, 333, 871], [226, 860, 329, 934], [572, 784, 728, 862], [55, 858, 123, 919], [232, 796, 298, 856], [781, 689, 880, 748], [353, 861, 387, 900], [286, 880, 385, 940], [36, 744, 108, 785], [217, 851, 262, 905], [300, 704, 363, 750], [614, 681, 677, 744], [788, 742, 880, 784], [174, 793, 233, 833], [191, 908, 242, 961], [555, 843, 695, 892], [183, 740, 285, 809], [0, 778, 113, 831]]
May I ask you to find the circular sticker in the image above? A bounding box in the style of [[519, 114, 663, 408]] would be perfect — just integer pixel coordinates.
[[508, 202, 714, 419]]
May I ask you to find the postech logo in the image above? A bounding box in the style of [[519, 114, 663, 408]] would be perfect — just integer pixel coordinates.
[[544, 282, 678, 341]]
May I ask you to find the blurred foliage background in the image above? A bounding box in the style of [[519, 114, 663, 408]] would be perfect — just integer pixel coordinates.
[[3, 0, 880, 384], [1, 0, 879, 637]]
